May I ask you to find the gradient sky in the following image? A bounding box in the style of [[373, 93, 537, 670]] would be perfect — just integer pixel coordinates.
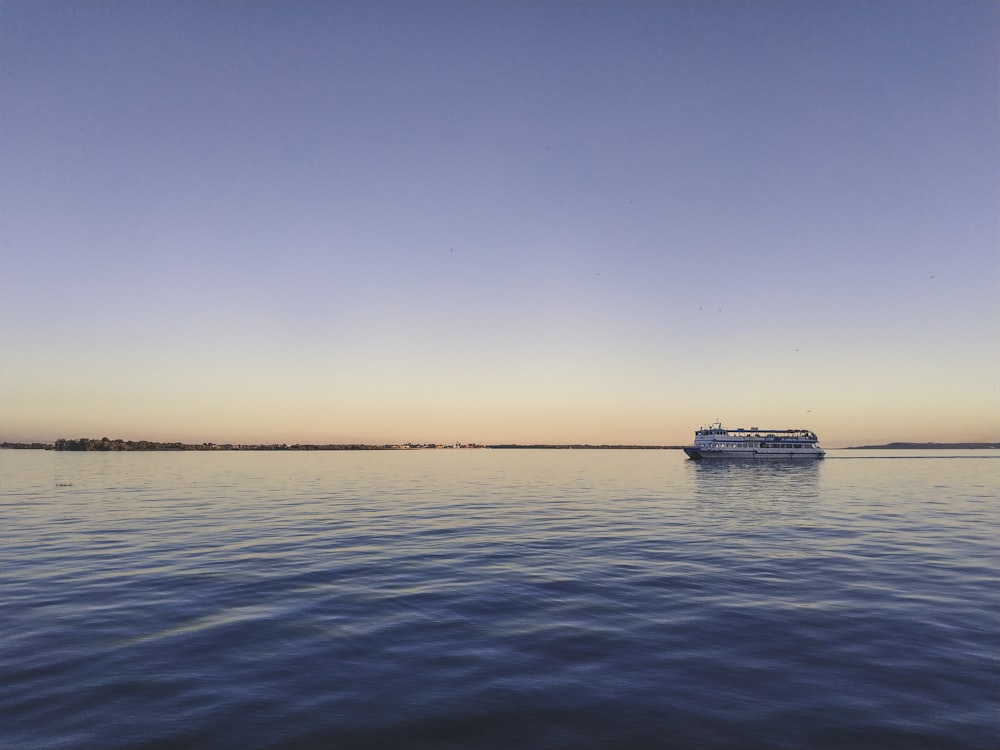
[[2, 0, 998, 447]]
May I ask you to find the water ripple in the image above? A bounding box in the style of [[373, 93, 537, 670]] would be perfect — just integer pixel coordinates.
[[1, 449, 997, 749]]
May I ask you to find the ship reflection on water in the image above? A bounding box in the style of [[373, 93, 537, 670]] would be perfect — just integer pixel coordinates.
[[688, 456, 822, 504]]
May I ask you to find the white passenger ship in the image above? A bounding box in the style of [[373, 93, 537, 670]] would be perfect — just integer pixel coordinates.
[[683, 422, 825, 460]]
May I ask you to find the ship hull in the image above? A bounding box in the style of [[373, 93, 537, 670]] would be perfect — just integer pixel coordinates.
[[684, 447, 824, 460]]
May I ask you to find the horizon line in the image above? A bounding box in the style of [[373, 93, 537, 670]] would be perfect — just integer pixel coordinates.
[[3, 437, 999, 452]]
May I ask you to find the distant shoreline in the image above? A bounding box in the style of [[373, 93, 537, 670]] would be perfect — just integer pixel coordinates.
[[2, 438, 998, 451], [844, 442, 999, 450], [2, 439, 686, 452]]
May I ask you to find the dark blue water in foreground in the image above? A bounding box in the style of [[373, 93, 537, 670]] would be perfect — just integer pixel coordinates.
[[2, 449, 997, 749]]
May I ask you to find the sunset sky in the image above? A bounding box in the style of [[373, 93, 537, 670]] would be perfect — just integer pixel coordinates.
[[2, 1, 997, 447]]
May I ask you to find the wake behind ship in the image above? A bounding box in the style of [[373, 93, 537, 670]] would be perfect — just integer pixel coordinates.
[[684, 422, 825, 459]]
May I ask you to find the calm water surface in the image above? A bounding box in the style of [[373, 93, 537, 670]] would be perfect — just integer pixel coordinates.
[[2, 449, 997, 749]]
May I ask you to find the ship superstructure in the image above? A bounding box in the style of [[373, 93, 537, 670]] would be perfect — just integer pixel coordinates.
[[683, 422, 825, 459]]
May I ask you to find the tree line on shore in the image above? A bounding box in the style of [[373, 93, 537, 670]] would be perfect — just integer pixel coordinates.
[[49, 438, 408, 451]]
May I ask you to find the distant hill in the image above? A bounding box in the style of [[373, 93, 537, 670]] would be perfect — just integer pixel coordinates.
[[846, 442, 999, 450]]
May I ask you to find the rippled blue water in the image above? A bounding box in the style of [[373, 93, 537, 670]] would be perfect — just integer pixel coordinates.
[[2, 449, 997, 749]]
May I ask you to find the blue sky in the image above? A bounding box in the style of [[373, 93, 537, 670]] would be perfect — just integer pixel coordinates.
[[2, 0, 998, 446]]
